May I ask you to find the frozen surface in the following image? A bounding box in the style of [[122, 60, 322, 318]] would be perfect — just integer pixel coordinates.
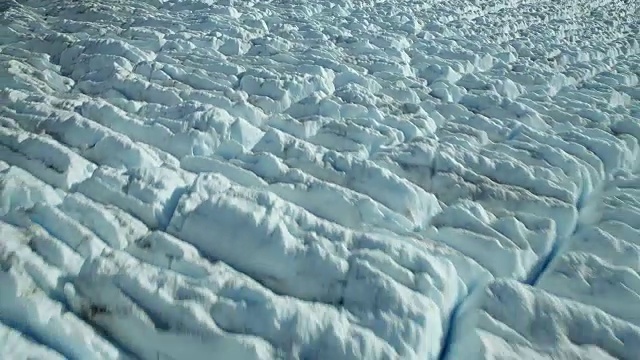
[[0, 0, 639, 358], [447, 279, 640, 360]]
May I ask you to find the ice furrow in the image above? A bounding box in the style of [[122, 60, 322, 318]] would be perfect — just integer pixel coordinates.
[[0, 320, 66, 360]]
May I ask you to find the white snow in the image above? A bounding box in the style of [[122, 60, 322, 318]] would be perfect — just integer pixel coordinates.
[[1, 0, 639, 358], [446, 279, 640, 360]]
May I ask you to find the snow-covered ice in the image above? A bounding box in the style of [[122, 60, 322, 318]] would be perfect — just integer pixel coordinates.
[[446, 279, 640, 360], [0, 0, 639, 358]]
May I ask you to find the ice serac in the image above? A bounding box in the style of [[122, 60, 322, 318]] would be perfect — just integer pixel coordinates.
[[427, 200, 555, 280], [0, 126, 96, 190], [252, 128, 442, 230], [0, 161, 64, 215], [167, 173, 488, 359], [537, 172, 640, 327], [67, 253, 277, 360], [1, 0, 640, 358], [0, 222, 123, 359], [75, 164, 195, 229], [446, 279, 640, 360], [0, 321, 65, 360]]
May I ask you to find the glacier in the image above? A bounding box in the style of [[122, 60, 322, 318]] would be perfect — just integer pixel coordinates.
[[0, 0, 639, 358]]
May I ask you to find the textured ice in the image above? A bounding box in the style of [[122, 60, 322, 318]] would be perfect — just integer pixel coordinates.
[[446, 279, 640, 360], [1, 0, 639, 358]]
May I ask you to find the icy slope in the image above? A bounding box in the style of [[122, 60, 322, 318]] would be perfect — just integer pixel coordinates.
[[1, 0, 639, 358]]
